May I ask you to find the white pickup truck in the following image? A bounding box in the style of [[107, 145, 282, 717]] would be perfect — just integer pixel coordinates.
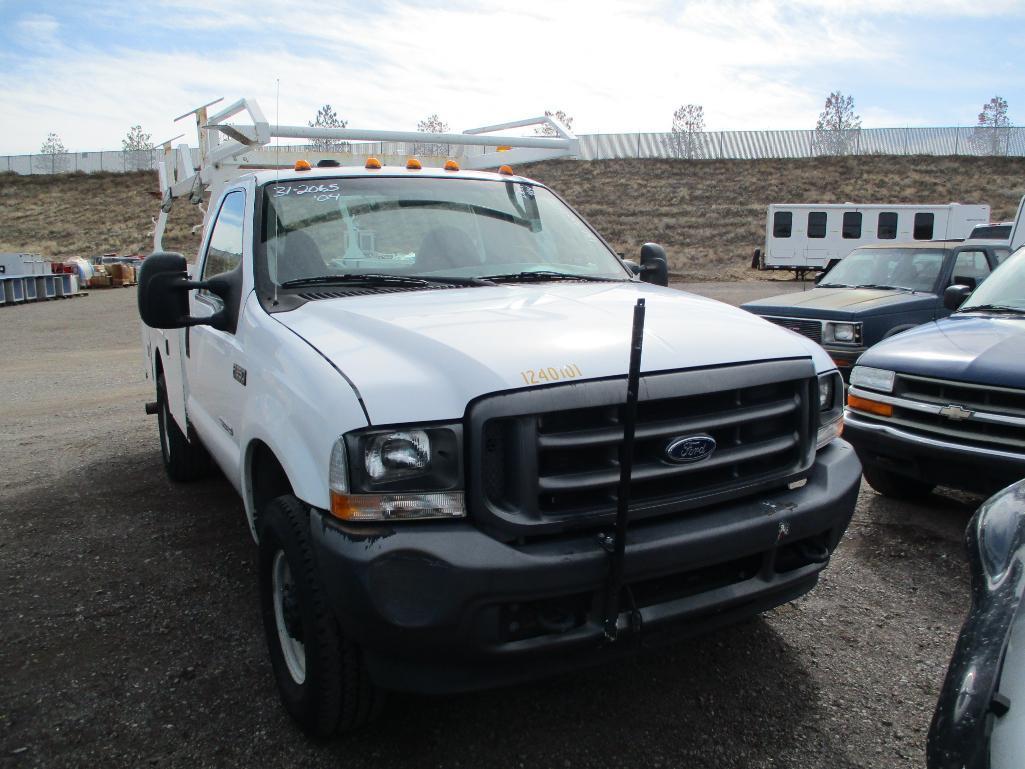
[[138, 99, 860, 736]]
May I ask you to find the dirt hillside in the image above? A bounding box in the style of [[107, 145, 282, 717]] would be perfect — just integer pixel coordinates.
[[2, 156, 1023, 280]]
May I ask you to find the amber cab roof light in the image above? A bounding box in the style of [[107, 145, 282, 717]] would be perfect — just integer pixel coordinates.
[[365, 157, 382, 169], [294, 159, 312, 171]]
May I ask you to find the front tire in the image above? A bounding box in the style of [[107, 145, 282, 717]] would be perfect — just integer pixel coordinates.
[[862, 463, 935, 500], [258, 495, 382, 736], [155, 372, 210, 482]]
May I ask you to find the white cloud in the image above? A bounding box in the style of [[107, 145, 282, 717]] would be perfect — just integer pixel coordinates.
[[0, 0, 1014, 154]]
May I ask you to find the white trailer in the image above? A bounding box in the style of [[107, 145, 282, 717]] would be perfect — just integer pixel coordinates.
[[758, 202, 990, 277]]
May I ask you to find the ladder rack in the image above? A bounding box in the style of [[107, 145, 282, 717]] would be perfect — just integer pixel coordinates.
[[153, 97, 579, 251]]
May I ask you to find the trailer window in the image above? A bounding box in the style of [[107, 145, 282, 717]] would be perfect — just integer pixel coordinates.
[[914, 213, 934, 240], [842, 212, 862, 239], [877, 212, 898, 239], [773, 211, 792, 238], [807, 211, 827, 238]]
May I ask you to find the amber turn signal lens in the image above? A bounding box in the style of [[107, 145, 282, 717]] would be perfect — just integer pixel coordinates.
[[365, 157, 382, 169], [444, 160, 460, 171], [848, 394, 893, 417], [330, 491, 358, 520], [406, 158, 422, 170], [294, 159, 312, 171]]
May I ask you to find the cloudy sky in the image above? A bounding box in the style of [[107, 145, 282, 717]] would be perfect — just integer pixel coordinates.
[[0, 0, 1022, 155]]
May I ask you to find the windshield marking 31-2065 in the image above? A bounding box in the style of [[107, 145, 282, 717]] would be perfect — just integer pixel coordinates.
[[258, 177, 630, 292]]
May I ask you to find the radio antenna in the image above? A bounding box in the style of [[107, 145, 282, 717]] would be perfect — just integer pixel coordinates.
[[272, 78, 280, 306], [602, 298, 646, 642]]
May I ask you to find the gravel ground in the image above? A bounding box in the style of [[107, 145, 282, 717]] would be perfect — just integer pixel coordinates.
[[0, 285, 982, 768]]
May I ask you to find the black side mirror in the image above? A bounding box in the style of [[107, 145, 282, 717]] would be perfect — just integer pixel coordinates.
[[943, 284, 972, 311], [639, 243, 669, 287], [138, 252, 229, 330], [814, 272, 825, 284]]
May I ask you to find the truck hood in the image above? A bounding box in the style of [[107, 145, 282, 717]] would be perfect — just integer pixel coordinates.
[[858, 314, 1025, 387], [743, 287, 936, 319], [274, 282, 834, 424]]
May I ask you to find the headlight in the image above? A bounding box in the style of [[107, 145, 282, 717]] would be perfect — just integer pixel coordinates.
[[823, 321, 861, 345], [816, 371, 844, 449], [849, 365, 895, 393], [364, 430, 430, 481], [328, 424, 465, 522]]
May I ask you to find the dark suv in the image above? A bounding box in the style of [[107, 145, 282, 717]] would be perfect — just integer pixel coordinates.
[[742, 241, 1010, 379]]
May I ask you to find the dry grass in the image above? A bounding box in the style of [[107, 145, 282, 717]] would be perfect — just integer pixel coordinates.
[[0, 171, 203, 259], [2, 156, 1023, 280], [523, 155, 1025, 279]]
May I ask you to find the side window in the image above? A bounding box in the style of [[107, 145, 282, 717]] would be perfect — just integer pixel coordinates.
[[877, 212, 898, 239], [807, 211, 827, 238], [202, 191, 246, 280], [913, 212, 935, 240], [773, 211, 792, 238], [950, 250, 991, 289], [842, 211, 862, 239]]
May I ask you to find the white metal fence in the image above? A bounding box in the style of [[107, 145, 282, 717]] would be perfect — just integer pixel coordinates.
[[3, 126, 1023, 175]]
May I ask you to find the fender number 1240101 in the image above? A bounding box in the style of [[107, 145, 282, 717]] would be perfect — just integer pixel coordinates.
[[520, 364, 583, 385]]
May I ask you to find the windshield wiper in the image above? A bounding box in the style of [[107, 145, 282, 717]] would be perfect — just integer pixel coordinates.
[[280, 273, 492, 288], [482, 270, 623, 283], [958, 304, 1025, 315], [853, 283, 914, 292], [817, 282, 851, 288]]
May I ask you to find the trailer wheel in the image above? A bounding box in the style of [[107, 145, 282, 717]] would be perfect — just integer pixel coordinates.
[[258, 495, 383, 736], [862, 464, 935, 501], [155, 372, 210, 482]]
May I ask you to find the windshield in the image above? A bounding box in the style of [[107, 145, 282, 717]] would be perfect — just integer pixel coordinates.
[[960, 246, 1025, 312], [258, 176, 630, 286], [820, 247, 946, 292]]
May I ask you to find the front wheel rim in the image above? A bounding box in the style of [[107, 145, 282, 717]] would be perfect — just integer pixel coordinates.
[[272, 550, 306, 685]]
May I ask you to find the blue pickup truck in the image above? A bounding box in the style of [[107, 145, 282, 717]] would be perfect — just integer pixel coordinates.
[[843, 246, 1025, 499], [743, 241, 1010, 379]]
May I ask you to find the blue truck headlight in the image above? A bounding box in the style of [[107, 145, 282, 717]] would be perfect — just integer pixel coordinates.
[[850, 366, 895, 393], [823, 321, 861, 345]]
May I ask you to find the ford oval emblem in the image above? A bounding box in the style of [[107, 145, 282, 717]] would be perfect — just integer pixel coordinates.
[[664, 435, 717, 464]]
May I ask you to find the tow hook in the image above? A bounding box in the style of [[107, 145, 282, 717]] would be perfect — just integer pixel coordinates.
[[144, 401, 159, 415]]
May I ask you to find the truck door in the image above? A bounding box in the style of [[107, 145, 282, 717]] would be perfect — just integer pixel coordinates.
[[185, 189, 249, 479]]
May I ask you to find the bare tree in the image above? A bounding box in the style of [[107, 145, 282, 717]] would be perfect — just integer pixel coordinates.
[[535, 110, 574, 136], [971, 96, 1011, 155], [122, 125, 155, 171], [813, 91, 861, 156], [415, 113, 450, 157], [663, 104, 705, 159], [36, 132, 69, 173], [308, 104, 349, 152]]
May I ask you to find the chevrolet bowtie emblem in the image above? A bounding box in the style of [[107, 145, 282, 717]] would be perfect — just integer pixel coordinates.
[[939, 404, 974, 421]]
